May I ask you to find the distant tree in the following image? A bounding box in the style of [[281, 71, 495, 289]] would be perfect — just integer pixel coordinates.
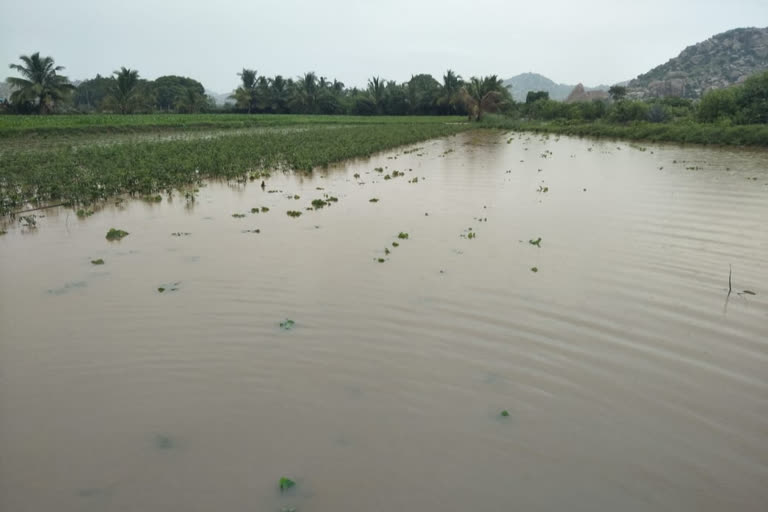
[[150, 75, 205, 111], [525, 90, 549, 104], [104, 67, 142, 114], [608, 85, 628, 101], [367, 76, 386, 114], [406, 74, 441, 115], [697, 88, 737, 122], [230, 68, 260, 113], [381, 81, 409, 115], [461, 75, 509, 121], [735, 70, 768, 124], [175, 87, 206, 113], [436, 69, 465, 115], [290, 72, 320, 113], [6, 52, 75, 114], [73, 74, 113, 111]]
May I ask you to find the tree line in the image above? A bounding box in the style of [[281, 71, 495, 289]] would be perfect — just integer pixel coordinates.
[[3, 52, 767, 125], [1, 52, 513, 119]]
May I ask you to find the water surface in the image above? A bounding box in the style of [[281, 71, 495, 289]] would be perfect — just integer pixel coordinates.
[[1, 131, 767, 511]]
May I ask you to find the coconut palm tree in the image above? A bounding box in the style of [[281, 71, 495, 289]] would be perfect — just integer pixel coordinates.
[[230, 68, 260, 113], [6, 52, 75, 114], [437, 69, 464, 115], [367, 76, 386, 114], [105, 67, 141, 114], [460, 75, 509, 121], [290, 72, 320, 113]]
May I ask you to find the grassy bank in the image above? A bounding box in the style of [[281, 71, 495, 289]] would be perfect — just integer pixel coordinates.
[[481, 117, 768, 147], [0, 114, 465, 138], [0, 119, 470, 215]]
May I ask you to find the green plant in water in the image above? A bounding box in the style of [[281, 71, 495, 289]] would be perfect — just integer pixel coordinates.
[[279, 477, 296, 491], [106, 228, 129, 241], [312, 199, 327, 209], [327, 196, 338, 202], [353, 173, 360, 178], [377, 258, 385, 263], [76, 209, 94, 217], [530, 267, 538, 272], [232, 213, 246, 218], [91, 258, 105, 265], [467, 232, 476, 239], [286, 210, 302, 217], [142, 194, 162, 202], [385, 248, 390, 255], [261, 207, 269, 212], [280, 319, 295, 330], [374, 167, 384, 173], [251, 208, 259, 213], [398, 232, 409, 239], [529, 237, 542, 247], [392, 241, 399, 247], [384, 174, 391, 180], [158, 287, 165, 293], [500, 410, 510, 417], [369, 198, 379, 203], [0, 230, 6, 236]]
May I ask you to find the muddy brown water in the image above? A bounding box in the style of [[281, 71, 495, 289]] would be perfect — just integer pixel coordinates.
[[1, 131, 767, 512]]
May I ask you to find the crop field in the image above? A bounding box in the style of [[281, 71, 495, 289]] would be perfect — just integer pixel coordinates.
[[0, 116, 472, 215], [0, 114, 466, 138]]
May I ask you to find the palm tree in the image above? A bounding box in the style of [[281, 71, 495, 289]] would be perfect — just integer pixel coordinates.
[[6, 52, 75, 114], [106, 67, 141, 114], [460, 75, 509, 121], [367, 76, 386, 114], [290, 72, 320, 113], [230, 68, 259, 113], [437, 69, 463, 115]]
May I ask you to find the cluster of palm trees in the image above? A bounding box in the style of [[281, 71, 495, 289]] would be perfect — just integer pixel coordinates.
[[4, 52, 512, 119]]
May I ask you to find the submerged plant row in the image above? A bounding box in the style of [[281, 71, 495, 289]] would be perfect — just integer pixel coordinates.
[[0, 122, 471, 215]]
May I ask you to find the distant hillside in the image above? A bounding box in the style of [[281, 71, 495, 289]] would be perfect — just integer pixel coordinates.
[[503, 73, 609, 102], [629, 26, 768, 98], [206, 90, 233, 106]]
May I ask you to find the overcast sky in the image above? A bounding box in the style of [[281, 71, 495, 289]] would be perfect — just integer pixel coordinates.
[[1, 0, 766, 92]]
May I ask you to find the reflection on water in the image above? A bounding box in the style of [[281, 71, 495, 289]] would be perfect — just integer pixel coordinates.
[[1, 131, 767, 512]]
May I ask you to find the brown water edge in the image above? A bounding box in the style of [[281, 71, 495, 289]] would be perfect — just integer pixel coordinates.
[[1, 131, 767, 512]]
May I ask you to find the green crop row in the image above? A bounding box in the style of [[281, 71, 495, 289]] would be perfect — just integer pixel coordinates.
[[0, 121, 471, 214]]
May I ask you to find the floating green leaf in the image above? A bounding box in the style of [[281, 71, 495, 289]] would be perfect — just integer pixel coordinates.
[[529, 237, 542, 247], [279, 477, 296, 491], [280, 319, 296, 330], [500, 410, 510, 417], [106, 228, 129, 241], [286, 210, 302, 218], [398, 232, 409, 239], [91, 259, 105, 265]]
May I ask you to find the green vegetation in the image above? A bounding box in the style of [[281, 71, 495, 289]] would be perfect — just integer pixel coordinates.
[[398, 232, 409, 239], [311, 199, 327, 209], [5, 53, 75, 114], [90, 258, 104, 265], [279, 477, 296, 491], [279, 319, 295, 330], [286, 210, 302, 218], [500, 410, 510, 417], [531, 267, 538, 272], [0, 119, 470, 215], [529, 237, 542, 247], [105, 228, 129, 241], [486, 70, 768, 146]]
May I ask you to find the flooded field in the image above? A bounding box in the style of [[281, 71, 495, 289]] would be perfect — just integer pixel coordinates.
[[1, 130, 767, 511]]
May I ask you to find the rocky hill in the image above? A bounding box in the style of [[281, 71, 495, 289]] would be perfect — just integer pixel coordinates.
[[629, 27, 768, 98], [503, 73, 609, 102]]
